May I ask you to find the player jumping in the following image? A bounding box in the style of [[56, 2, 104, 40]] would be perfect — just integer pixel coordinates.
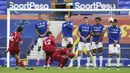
[[42, 31, 56, 68], [107, 19, 121, 70], [5, 26, 33, 70]]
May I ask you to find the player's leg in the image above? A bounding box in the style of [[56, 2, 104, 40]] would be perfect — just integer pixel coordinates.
[[97, 42, 103, 69], [76, 42, 83, 69], [85, 43, 91, 69], [44, 52, 50, 68], [15, 53, 20, 70], [47, 52, 54, 68], [36, 38, 43, 65], [13, 54, 33, 70], [13, 55, 25, 68], [98, 48, 103, 69], [92, 42, 97, 69], [83, 46, 93, 63], [107, 44, 113, 70], [68, 53, 76, 67], [67, 38, 74, 67], [107, 53, 112, 70], [68, 49, 78, 67], [58, 56, 69, 69], [116, 44, 120, 70], [61, 38, 67, 48]]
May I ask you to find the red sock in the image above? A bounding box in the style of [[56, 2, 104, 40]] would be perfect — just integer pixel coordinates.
[[16, 60, 19, 66], [19, 61, 26, 68], [45, 56, 49, 66], [58, 58, 68, 68]]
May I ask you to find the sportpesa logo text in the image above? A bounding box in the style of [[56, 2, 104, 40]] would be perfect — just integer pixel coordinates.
[[74, 2, 116, 9], [9, 2, 49, 9]]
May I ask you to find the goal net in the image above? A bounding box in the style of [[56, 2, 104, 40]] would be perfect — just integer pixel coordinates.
[[6, 9, 130, 67]]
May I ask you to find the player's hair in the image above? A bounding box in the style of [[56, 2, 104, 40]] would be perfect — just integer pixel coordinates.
[[95, 17, 102, 21], [16, 26, 23, 32], [65, 14, 70, 18], [114, 19, 118, 23], [38, 13, 42, 16], [66, 43, 73, 48], [83, 16, 88, 20], [46, 31, 52, 36]]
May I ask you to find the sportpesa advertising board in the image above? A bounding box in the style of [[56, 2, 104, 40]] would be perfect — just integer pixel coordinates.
[[8, 0, 51, 9], [73, 0, 118, 14]]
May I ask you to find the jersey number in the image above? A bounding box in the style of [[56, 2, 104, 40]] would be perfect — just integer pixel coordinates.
[[44, 39, 51, 45], [10, 36, 14, 41]]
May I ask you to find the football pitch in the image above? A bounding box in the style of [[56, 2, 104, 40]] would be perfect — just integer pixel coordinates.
[[0, 67, 130, 73]]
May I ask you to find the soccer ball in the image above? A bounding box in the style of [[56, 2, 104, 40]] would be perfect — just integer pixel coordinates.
[[108, 17, 114, 22]]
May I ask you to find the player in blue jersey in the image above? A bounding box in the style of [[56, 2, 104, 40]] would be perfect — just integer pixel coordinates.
[[35, 14, 49, 67], [62, 14, 73, 47], [62, 14, 74, 67], [76, 17, 92, 69], [91, 17, 105, 69], [107, 19, 121, 70]]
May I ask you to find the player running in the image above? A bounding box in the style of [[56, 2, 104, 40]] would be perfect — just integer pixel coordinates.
[[91, 17, 105, 69], [76, 17, 92, 69], [42, 31, 56, 68], [5, 26, 33, 70], [52, 44, 75, 69], [107, 19, 121, 70], [62, 14, 73, 47], [35, 14, 49, 65]]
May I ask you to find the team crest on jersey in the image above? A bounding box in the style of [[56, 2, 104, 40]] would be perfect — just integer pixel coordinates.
[[70, 23, 73, 25]]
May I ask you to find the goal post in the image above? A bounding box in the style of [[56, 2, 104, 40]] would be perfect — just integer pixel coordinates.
[[6, 8, 130, 68]]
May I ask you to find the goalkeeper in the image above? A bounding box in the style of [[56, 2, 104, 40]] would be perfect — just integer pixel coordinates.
[[68, 38, 93, 68]]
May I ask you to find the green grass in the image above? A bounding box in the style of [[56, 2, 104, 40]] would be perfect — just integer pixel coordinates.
[[0, 67, 130, 73]]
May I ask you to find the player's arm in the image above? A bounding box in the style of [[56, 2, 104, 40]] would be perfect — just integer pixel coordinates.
[[97, 31, 105, 43], [86, 34, 91, 40], [115, 29, 122, 44], [77, 28, 86, 42], [117, 30, 122, 40], [90, 27, 102, 36], [43, 23, 49, 36], [64, 49, 75, 57], [35, 23, 41, 36], [62, 24, 69, 41], [91, 31, 102, 36], [107, 27, 115, 42], [96, 26, 105, 44], [35, 28, 42, 37]]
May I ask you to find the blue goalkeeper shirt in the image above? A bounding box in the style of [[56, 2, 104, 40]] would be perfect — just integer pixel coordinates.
[[35, 20, 48, 37], [108, 26, 121, 44], [62, 20, 73, 37], [92, 24, 105, 42], [78, 24, 91, 42]]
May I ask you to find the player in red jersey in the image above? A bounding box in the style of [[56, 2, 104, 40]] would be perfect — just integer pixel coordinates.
[[42, 31, 56, 68], [5, 26, 33, 70], [52, 44, 75, 69]]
